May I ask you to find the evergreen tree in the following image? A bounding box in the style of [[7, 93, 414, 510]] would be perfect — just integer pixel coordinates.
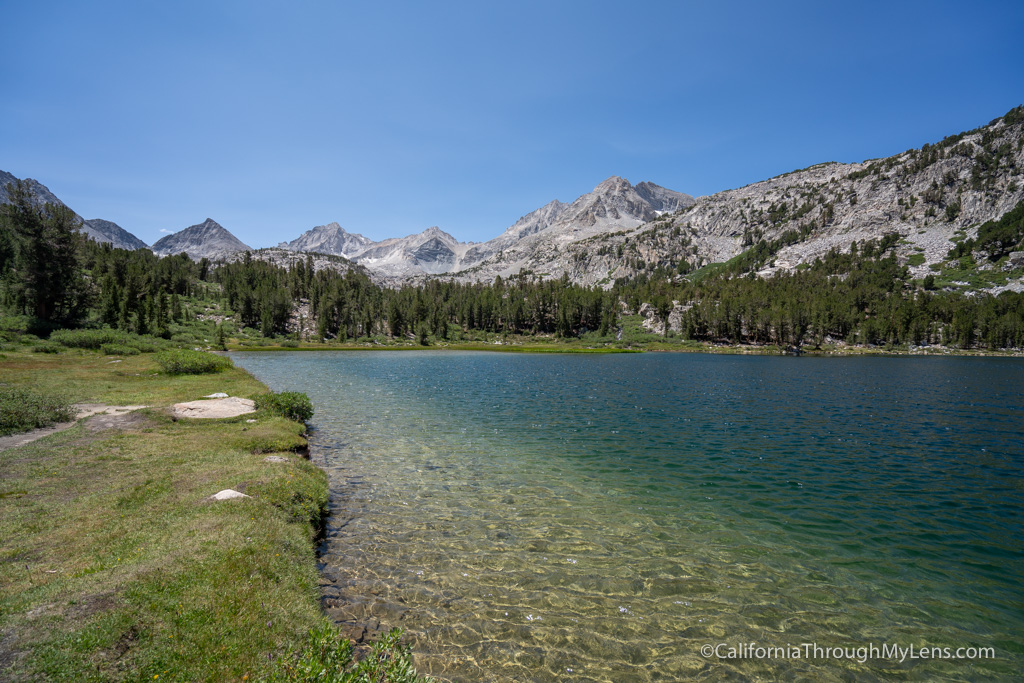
[[0, 180, 89, 324]]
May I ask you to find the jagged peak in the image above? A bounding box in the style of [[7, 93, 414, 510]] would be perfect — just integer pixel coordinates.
[[593, 176, 632, 194], [420, 226, 456, 241], [312, 221, 346, 232], [634, 180, 665, 193]]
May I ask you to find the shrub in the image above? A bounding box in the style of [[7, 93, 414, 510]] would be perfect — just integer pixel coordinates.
[[155, 349, 232, 375], [254, 391, 314, 422], [0, 387, 76, 436], [50, 328, 125, 349], [101, 343, 140, 356], [280, 339, 299, 348], [50, 329, 165, 353], [32, 343, 62, 354]]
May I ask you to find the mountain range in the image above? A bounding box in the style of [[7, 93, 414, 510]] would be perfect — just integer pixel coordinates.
[[3, 105, 1022, 291], [275, 176, 694, 280]]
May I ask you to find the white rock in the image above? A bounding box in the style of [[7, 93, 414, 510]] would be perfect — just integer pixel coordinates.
[[172, 397, 255, 419], [210, 489, 249, 501], [204, 392, 229, 398]]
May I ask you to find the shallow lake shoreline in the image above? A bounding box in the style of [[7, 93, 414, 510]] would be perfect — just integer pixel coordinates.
[[228, 340, 1024, 357]]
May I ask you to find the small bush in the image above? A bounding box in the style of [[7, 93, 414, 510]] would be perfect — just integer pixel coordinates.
[[233, 417, 308, 455], [101, 343, 140, 356], [155, 349, 232, 375], [254, 391, 314, 422], [280, 339, 299, 348], [0, 387, 76, 436], [50, 328, 125, 349], [32, 343, 62, 354]]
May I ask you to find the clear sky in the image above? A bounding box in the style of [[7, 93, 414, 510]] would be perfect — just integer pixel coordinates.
[[2, 0, 1022, 247]]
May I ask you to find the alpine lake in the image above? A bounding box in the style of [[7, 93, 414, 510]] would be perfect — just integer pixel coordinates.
[[230, 351, 1024, 682]]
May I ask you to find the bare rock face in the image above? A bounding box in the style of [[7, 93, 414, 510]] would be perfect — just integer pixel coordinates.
[[151, 218, 251, 261]]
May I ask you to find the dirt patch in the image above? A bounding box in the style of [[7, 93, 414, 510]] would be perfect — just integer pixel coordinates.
[[0, 628, 24, 676], [25, 591, 116, 622], [83, 410, 153, 433], [1, 592, 118, 677], [0, 404, 148, 453]]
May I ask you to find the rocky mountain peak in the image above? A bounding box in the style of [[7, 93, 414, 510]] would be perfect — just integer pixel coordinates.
[[594, 176, 633, 194], [283, 222, 375, 258], [420, 226, 457, 243], [151, 218, 250, 261]]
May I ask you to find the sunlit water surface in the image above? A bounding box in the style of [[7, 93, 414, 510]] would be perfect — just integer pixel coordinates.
[[231, 351, 1024, 681]]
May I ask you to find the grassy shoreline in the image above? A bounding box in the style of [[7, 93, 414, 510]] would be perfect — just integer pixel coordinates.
[[0, 349, 423, 681]]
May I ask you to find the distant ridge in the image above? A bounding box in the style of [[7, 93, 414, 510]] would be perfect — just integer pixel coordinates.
[[0, 169, 147, 250]]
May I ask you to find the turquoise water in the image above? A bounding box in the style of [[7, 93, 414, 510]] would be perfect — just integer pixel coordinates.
[[231, 351, 1024, 681]]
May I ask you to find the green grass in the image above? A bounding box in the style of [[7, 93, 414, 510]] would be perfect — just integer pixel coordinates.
[[0, 349, 264, 406], [0, 348, 426, 681]]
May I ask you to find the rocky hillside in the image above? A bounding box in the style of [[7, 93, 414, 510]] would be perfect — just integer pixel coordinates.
[[151, 218, 251, 260], [226, 247, 373, 281], [0, 170, 147, 250], [542, 107, 1024, 288]]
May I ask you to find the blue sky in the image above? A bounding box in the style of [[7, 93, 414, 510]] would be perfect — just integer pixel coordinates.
[[2, 1, 1022, 247]]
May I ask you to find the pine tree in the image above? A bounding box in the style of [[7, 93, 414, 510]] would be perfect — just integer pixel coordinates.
[[0, 180, 89, 323]]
